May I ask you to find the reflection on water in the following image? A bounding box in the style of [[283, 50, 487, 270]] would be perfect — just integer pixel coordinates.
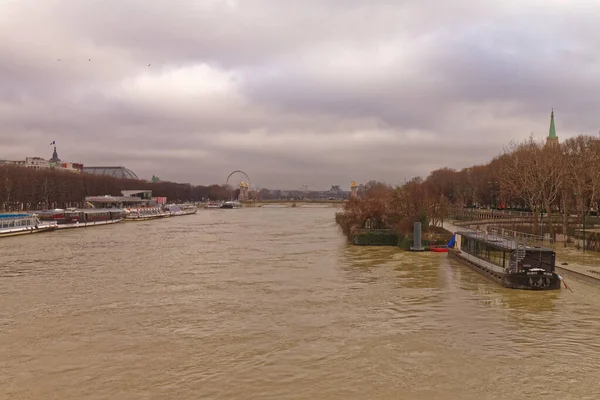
[[1, 208, 600, 399]]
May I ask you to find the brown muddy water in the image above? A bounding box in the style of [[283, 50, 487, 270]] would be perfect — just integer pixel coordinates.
[[1, 208, 600, 399]]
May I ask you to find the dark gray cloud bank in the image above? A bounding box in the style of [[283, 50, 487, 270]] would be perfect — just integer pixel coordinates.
[[1, 0, 599, 189]]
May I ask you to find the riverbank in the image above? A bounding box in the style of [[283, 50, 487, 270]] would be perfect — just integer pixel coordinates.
[[351, 225, 453, 249]]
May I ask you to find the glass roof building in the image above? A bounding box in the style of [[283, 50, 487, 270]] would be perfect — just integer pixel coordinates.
[[82, 166, 139, 180]]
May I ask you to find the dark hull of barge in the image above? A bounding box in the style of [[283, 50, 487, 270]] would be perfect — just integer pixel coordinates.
[[448, 249, 561, 290]]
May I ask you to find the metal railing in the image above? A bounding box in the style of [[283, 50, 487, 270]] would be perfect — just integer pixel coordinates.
[[448, 207, 535, 218], [352, 228, 396, 235], [458, 230, 520, 250], [487, 225, 548, 247]]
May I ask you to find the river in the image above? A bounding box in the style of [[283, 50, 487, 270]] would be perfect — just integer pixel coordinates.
[[1, 207, 600, 399]]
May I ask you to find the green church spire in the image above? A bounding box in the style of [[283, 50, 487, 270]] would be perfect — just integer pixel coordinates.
[[548, 109, 557, 139]]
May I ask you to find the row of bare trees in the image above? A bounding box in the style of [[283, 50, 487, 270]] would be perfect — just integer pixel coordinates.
[[337, 134, 600, 241], [0, 166, 233, 211]]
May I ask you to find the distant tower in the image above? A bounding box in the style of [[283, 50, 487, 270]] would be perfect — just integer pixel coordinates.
[[350, 181, 357, 199], [49, 145, 61, 164], [546, 109, 559, 147]]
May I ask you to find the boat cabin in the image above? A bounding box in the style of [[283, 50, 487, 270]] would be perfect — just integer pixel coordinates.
[[0, 213, 40, 230], [454, 230, 555, 275]]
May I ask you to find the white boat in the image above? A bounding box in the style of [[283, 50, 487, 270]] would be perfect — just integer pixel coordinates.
[[220, 201, 242, 209], [179, 203, 198, 215], [124, 206, 169, 221], [0, 213, 58, 238], [163, 203, 198, 216]]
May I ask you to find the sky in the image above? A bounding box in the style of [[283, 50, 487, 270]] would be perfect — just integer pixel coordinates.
[[1, 0, 599, 190]]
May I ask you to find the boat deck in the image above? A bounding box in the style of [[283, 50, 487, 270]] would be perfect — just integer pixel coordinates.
[[458, 230, 554, 252]]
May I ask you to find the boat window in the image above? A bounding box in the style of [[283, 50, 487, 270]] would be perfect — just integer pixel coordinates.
[[461, 235, 506, 269]]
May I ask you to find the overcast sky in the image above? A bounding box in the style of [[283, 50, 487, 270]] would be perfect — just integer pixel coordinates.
[[1, 0, 599, 190]]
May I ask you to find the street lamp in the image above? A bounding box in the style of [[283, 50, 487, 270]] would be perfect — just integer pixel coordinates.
[[574, 192, 586, 252]]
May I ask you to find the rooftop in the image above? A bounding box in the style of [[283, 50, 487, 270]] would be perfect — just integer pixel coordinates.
[[85, 195, 150, 204], [82, 166, 139, 180], [457, 229, 554, 252]]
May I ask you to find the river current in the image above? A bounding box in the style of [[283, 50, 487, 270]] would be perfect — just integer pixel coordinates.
[[1, 207, 600, 399]]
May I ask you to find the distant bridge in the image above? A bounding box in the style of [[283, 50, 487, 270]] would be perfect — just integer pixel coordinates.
[[242, 200, 345, 208]]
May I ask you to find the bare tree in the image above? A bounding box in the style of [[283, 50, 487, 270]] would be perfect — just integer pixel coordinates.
[[497, 137, 546, 230]]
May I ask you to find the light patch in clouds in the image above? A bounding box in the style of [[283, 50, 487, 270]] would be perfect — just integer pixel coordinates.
[[1, 0, 599, 189], [115, 64, 240, 101]]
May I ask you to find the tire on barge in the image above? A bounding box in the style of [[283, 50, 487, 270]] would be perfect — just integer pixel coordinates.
[[447, 229, 561, 291]]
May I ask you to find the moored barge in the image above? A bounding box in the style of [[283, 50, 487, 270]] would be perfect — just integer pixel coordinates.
[[36, 208, 125, 229], [448, 228, 561, 290]]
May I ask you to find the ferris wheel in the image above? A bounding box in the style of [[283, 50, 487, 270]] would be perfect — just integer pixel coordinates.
[[225, 170, 251, 199]]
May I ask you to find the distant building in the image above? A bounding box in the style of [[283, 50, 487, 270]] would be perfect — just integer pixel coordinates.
[[25, 157, 50, 169], [0, 157, 50, 169], [546, 109, 559, 147], [56, 162, 84, 173], [49, 146, 61, 164], [121, 190, 152, 200], [85, 190, 156, 208], [82, 166, 139, 180], [0, 144, 83, 172]]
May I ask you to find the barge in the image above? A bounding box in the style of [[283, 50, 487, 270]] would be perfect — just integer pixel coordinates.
[[36, 208, 125, 229], [448, 229, 561, 290]]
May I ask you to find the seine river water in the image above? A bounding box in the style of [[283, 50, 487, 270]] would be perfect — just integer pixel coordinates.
[[2, 207, 600, 399]]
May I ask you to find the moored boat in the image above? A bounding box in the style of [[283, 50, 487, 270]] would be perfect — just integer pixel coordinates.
[[429, 245, 449, 253], [36, 208, 125, 229], [163, 203, 198, 216], [220, 201, 242, 209], [204, 201, 222, 209], [124, 206, 168, 221], [448, 228, 561, 290], [0, 213, 58, 237], [179, 203, 198, 215]]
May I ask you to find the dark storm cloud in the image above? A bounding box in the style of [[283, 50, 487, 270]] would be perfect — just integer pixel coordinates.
[[1, 0, 599, 189]]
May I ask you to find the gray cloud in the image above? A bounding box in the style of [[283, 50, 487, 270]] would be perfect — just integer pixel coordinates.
[[1, 0, 599, 190]]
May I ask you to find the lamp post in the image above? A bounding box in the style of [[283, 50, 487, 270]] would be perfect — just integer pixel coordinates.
[[581, 206, 586, 253], [574, 192, 586, 252], [540, 208, 544, 245]]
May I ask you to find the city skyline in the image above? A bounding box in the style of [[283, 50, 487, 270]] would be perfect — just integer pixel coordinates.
[[2, 1, 599, 189]]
